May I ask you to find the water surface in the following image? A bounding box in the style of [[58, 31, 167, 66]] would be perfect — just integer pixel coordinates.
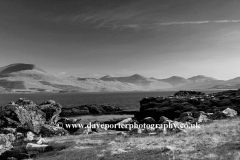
[[0, 90, 219, 110]]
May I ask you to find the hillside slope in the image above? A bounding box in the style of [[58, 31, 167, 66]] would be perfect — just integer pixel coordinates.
[[0, 64, 172, 92]]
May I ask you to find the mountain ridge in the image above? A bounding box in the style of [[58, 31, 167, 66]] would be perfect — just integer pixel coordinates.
[[0, 63, 239, 92]]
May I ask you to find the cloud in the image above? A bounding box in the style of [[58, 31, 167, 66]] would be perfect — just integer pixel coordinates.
[[157, 20, 240, 26], [99, 20, 240, 29]]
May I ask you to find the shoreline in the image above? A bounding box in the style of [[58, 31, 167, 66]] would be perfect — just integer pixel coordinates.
[[0, 88, 237, 94]]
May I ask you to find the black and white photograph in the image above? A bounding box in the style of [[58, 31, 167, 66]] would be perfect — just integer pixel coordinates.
[[1, 0, 240, 159]]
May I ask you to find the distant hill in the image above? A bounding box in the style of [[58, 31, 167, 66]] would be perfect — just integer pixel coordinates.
[[0, 64, 172, 92], [210, 84, 240, 89], [0, 63, 239, 93], [0, 63, 45, 75], [187, 75, 217, 83], [157, 76, 191, 86], [100, 74, 173, 90], [226, 77, 240, 84], [100, 74, 152, 84]]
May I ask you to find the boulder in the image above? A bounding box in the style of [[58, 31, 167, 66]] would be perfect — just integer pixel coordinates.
[[15, 98, 36, 106], [179, 112, 192, 120], [141, 117, 156, 124], [139, 98, 197, 120], [0, 134, 15, 150], [26, 143, 53, 153], [0, 128, 16, 134], [101, 105, 121, 112], [0, 100, 46, 134], [212, 111, 227, 119], [0, 146, 28, 160], [60, 109, 73, 116], [117, 118, 133, 125], [60, 105, 121, 117], [174, 91, 205, 97], [25, 131, 36, 141], [130, 128, 142, 134], [57, 117, 82, 133], [87, 105, 106, 114], [74, 127, 92, 135], [90, 121, 105, 132], [158, 116, 172, 124], [71, 107, 89, 115], [40, 125, 68, 137], [179, 116, 194, 123], [37, 138, 47, 145], [15, 105, 46, 134], [195, 111, 212, 123], [38, 100, 62, 125], [117, 132, 127, 137], [115, 118, 137, 131], [222, 108, 237, 117], [160, 146, 177, 153]]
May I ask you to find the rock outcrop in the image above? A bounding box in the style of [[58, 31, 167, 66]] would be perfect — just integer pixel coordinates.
[[0, 98, 69, 136], [0, 98, 46, 134], [136, 90, 240, 121], [0, 98, 69, 159], [38, 100, 62, 125], [60, 104, 122, 117]]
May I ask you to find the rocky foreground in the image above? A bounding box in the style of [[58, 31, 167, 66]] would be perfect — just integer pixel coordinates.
[[0, 89, 240, 159]]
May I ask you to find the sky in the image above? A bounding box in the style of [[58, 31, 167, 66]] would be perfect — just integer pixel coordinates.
[[1, 0, 240, 80]]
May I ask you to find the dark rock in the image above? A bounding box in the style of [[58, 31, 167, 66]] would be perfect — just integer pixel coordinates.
[[71, 107, 89, 115], [87, 105, 106, 114], [0, 100, 46, 134], [179, 116, 194, 123], [217, 99, 233, 107], [158, 116, 170, 124], [179, 112, 192, 120], [0, 146, 28, 160], [15, 98, 36, 106], [137, 89, 240, 121], [38, 100, 62, 125], [60, 104, 122, 117], [212, 111, 227, 119], [74, 128, 92, 135], [141, 117, 156, 124], [39, 125, 68, 137], [60, 109, 73, 116], [174, 91, 205, 97], [57, 117, 81, 133]]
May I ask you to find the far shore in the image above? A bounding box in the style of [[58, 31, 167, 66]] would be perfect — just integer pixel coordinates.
[[0, 88, 237, 95]]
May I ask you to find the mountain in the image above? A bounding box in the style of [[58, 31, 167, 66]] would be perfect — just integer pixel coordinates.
[[208, 77, 240, 89], [100, 74, 149, 84], [172, 75, 222, 90], [210, 84, 240, 89], [157, 76, 191, 86], [226, 77, 240, 84], [0, 64, 172, 92], [0, 63, 45, 75], [187, 75, 217, 83], [100, 74, 172, 90], [0, 63, 67, 91], [0, 63, 239, 93]]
